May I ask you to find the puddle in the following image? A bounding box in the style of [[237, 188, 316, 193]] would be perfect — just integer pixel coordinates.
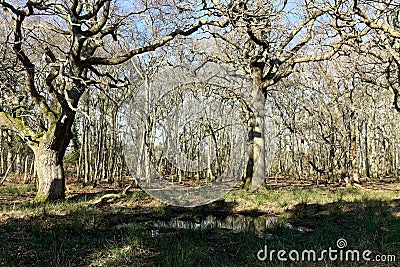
[[116, 214, 312, 238]]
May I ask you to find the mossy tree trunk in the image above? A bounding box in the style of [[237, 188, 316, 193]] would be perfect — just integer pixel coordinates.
[[0, 108, 74, 201], [33, 108, 75, 202]]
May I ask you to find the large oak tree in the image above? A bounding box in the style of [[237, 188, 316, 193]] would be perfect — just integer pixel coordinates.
[[0, 0, 227, 201], [201, 0, 363, 189]]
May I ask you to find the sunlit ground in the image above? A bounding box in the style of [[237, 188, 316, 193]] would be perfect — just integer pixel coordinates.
[[0, 178, 399, 266]]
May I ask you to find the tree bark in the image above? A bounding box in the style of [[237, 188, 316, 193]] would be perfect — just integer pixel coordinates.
[[33, 109, 75, 202], [23, 155, 29, 184], [242, 82, 266, 191], [34, 146, 65, 201]]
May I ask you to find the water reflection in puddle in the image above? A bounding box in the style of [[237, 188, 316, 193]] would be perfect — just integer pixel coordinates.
[[117, 214, 312, 238]]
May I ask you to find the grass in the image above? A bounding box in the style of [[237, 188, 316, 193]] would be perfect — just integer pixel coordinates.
[[0, 183, 36, 196], [0, 180, 399, 266]]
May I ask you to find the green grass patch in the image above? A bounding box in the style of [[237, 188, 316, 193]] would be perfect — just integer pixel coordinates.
[[0, 183, 36, 196], [0, 183, 398, 266]]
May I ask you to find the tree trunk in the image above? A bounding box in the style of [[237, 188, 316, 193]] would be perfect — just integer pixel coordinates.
[[6, 141, 14, 173], [23, 155, 29, 184], [349, 116, 359, 183], [242, 86, 266, 190], [34, 146, 65, 201], [348, 91, 359, 184], [33, 108, 75, 202], [0, 127, 4, 174], [364, 122, 370, 178]]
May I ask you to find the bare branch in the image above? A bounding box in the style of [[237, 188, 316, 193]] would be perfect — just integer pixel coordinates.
[[82, 19, 229, 66]]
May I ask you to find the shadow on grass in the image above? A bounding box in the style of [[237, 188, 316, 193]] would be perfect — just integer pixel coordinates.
[[0, 196, 399, 266]]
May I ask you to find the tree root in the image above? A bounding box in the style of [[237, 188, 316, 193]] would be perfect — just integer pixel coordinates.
[[88, 185, 133, 206]]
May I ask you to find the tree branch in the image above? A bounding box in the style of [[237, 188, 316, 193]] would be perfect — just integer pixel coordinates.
[[81, 19, 229, 66], [0, 111, 39, 147], [354, 5, 400, 38], [2, 4, 59, 122]]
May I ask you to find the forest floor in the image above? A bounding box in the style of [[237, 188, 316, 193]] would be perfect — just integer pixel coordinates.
[[0, 177, 399, 266]]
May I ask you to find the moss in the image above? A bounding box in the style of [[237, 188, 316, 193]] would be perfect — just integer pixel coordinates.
[[1, 111, 41, 146], [34, 194, 48, 204], [32, 131, 45, 142]]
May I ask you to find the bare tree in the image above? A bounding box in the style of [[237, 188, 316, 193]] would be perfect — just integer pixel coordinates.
[[197, 0, 361, 189], [0, 0, 227, 201]]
